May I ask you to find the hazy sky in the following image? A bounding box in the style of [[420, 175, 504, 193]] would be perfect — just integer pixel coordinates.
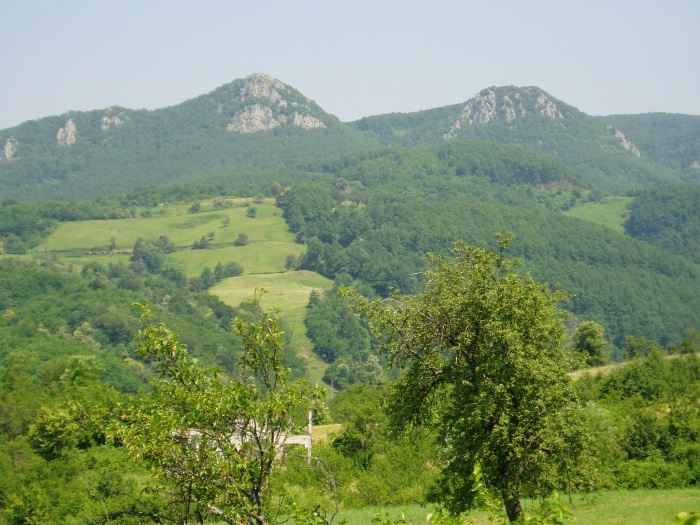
[[1, 1, 699, 129]]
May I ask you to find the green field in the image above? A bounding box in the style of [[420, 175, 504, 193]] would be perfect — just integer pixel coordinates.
[[211, 271, 333, 386], [31, 197, 333, 384], [337, 489, 700, 525], [40, 199, 292, 253], [211, 271, 332, 311], [35, 198, 304, 278], [562, 196, 633, 234], [166, 242, 305, 277]]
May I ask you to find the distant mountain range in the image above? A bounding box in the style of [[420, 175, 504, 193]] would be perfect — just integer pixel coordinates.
[[1, 74, 699, 200]]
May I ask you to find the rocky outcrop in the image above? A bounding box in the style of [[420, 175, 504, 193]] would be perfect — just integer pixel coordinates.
[[226, 104, 327, 134], [100, 108, 128, 131], [57, 119, 77, 145], [536, 94, 564, 119], [239, 74, 288, 107], [1, 137, 18, 159], [607, 125, 641, 157], [291, 111, 326, 129], [224, 74, 327, 134], [227, 104, 280, 133], [444, 88, 532, 138]]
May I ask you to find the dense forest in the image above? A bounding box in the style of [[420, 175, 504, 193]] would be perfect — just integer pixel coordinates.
[[273, 141, 700, 349], [624, 183, 700, 263]]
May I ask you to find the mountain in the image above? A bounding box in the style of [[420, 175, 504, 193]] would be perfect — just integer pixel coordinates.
[[0, 74, 376, 200], [1, 76, 699, 200], [351, 86, 699, 193]]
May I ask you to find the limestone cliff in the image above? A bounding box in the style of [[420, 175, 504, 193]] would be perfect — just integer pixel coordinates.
[[227, 104, 281, 133], [239, 74, 288, 107], [224, 74, 327, 133], [57, 119, 77, 145], [444, 87, 564, 139], [101, 107, 128, 131], [1, 137, 18, 159], [607, 125, 641, 157]]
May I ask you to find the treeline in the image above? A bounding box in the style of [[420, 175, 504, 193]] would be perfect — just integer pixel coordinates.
[[304, 279, 387, 390], [575, 347, 700, 489], [0, 199, 127, 253], [0, 258, 245, 390]]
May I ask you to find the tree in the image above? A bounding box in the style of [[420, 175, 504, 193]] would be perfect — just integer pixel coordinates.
[[130, 239, 163, 273], [343, 236, 597, 522], [572, 321, 610, 367], [192, 235, 210, 249], [234, 233, 249, 246], [109, 295, 316, 525], [285, 254, 299, 271]]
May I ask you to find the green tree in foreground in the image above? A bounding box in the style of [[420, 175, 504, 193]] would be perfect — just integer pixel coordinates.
[[344, 236, 597, 522], [109, 295, 316, 525]]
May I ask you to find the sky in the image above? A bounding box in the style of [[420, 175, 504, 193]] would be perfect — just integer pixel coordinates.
[[1, 1, 699, 130]]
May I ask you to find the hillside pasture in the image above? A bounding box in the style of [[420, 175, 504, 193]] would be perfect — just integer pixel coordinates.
[[211, 271, 332, 385], [210, 271, 332, 313], [34, 200, 300, 274], [25, 197, 335, 383], [37, 200, 291, 252], [166, 241, 305, 277], [562, 196, 633, 234]]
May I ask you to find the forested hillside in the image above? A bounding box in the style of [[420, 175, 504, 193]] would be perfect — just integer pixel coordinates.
[[2, 76, 698, 201], [624, 183, 700, 263], [604, 113, 700, 176], [273, 141, 700, 349], [352, 86, 692, 193], [0, 75, 376, 200]]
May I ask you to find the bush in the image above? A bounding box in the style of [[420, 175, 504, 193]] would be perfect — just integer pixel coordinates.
[[672, 443, 700, 485], [613, 459, 692, 489]]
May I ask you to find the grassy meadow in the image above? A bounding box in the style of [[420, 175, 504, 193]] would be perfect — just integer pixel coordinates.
[[336, 489, 700, 525], [40, 199, 292, 254], [31, 197, 333, 383], [562, 196, 633, 234], [211, 270, 333, 386]]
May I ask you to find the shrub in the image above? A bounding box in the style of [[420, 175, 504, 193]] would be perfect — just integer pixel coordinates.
[[613, 459, 691, 489]]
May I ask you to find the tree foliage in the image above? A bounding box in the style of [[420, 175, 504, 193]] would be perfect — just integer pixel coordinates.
[[109, 295, 315, 525], [343, 237, 597, 521], [624, 183, 700, 264], [571, 321, 610, 367]]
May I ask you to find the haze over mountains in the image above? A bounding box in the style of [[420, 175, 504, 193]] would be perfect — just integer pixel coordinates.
[[1, 73, 698, 200]]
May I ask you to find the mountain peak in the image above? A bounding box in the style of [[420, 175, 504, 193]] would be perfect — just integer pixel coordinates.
[[444, 86, 571, 138], [239, 73, 288, 106], [209, 74, 330, 133]]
